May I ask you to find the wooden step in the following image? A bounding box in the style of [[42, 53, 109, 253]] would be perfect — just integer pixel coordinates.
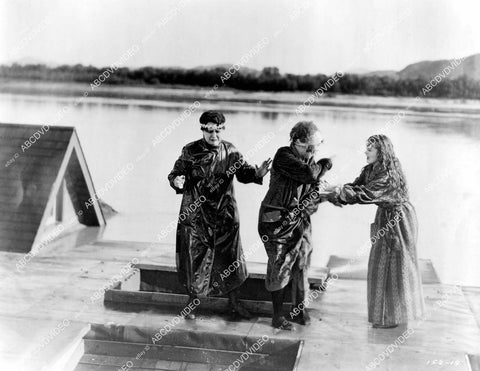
[[84, 339, 266, 365], [105, 286, 289, 316], [85, 323, 295, 353], [104, 263, 329, 315], [77, 353, 200, 370], [134, 263, 329, 302], [74, 324, 302, 371]]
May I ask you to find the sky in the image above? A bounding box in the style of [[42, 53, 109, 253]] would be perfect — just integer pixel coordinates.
[[1, 0, 479, 75]]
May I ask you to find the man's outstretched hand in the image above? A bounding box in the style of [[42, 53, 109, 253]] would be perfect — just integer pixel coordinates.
[[318, 158, 333, 171], [255, 158, 272, 178], [173, 175, 185, 189]]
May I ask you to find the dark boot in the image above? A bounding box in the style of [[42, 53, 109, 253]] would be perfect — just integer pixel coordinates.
[[271, 289, 293, 330], [228, 288, 252, 319], [290, 269, 311, 325]]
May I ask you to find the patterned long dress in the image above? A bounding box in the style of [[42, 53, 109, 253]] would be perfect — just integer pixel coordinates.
[[339, 162, 425, 326], [168, 138, 262, 297], [258, 145, 327, 292]]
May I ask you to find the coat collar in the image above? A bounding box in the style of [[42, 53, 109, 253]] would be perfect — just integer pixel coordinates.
[[200, 138, 222, 152]]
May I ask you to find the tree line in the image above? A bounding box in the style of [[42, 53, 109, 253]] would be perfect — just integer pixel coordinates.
[[1, 63, 479, 99]]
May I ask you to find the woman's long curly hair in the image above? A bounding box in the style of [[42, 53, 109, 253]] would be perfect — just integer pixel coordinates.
[[367, 134, 408, 197]]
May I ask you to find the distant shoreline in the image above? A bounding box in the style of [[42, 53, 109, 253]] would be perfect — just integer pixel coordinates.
[[2, 79, 480, 116]]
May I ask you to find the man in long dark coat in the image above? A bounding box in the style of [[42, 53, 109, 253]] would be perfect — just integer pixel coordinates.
[[258, 121, 333, 329], [168, 110, 271, 319]]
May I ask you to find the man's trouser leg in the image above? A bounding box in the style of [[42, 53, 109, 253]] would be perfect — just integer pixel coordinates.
[[291, 262, 310, 324]]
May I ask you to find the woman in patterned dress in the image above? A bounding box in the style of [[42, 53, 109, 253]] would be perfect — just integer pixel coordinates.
[[333, 135, 425, 328]]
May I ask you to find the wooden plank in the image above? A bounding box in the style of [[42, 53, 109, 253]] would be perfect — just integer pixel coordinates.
[[79, 354, 177, 369], [85, 324, 296, 354], [134, 262, 329, 284], [92, 240, 171, 249], [78, 353, 103, 365], [133, 263, 328, 302], [84, 339, 264, 365], [74, 364, 119, 371], [105, 289, 290, 316]]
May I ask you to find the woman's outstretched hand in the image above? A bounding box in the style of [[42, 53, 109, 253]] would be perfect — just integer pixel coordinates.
[[255, 158, 272, 178], [321, 183, 340, 192], [325, 187, 343, 207]]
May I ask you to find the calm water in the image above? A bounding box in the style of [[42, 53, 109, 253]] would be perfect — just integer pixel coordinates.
[[1, 93, 479, 286]]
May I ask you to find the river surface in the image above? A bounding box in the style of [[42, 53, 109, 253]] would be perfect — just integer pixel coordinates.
[[1, 92, 479, 286]]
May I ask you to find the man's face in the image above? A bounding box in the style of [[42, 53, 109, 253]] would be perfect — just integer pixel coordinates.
[[202, 127, 223, 147], [294, 132, 324, 160]]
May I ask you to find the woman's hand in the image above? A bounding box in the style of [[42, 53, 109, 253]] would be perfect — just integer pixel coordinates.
[[326, 188, 343, 207], [321, 183, 341, 192], [255, 158, 272, 178], [173, 175, 185, 189]]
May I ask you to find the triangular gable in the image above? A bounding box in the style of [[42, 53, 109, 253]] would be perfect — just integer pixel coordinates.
[[0, 123, 105, 253]]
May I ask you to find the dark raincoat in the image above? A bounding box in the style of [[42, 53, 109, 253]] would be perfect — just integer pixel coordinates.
[[258, 145, 328, 291], [168, 138, 262, 297]]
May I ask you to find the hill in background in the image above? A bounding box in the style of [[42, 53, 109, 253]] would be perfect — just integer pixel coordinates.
[[398, 54, 480, 81], [365, 53, 480, 81]]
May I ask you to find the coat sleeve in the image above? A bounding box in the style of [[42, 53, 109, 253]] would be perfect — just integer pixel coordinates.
[[273, 147, 324, 184], [339, 169, 392, 205], [229, 146, 262, 185], [168, 146, 190, 194], [299, 183, 325, 218], [345, 168, 367, 187]]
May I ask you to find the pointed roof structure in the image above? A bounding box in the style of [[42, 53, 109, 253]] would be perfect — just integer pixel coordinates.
[[0, 123, 105, 253]]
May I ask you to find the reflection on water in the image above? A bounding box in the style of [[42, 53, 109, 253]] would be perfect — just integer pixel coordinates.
[[406, 117, 480, 140], [260, 111, 281, 121], [0, 93, 479, 286]]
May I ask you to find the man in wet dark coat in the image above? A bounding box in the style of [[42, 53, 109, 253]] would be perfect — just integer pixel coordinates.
[[258, 121, 333, 329], [168, 110, 271, 319]]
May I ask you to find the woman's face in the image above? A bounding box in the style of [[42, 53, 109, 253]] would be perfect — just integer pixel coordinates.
[[202, 128, 222, 147], [365, 144, 379, 164]]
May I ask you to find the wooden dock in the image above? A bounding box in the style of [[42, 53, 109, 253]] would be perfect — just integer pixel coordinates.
[[1, 226, 479, 370]]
